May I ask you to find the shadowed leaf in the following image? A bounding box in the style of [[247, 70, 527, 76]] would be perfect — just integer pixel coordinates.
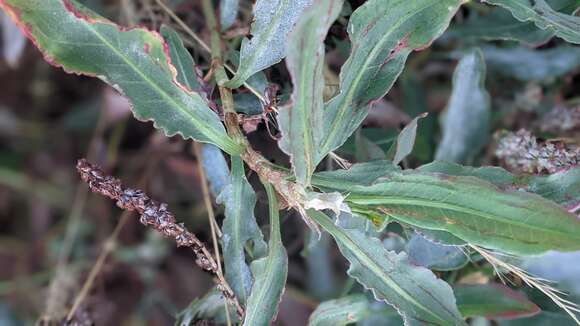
[[217, 157, 267, 305], [454, 284, 540, 319], [243, 182, 288, 326], [483, 0, 580, 44], [308, 294, 370, 326], [406, 232, 468, 271]]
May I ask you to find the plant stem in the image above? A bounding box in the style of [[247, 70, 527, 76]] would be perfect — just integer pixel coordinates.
[[200, 0, 320, 233]]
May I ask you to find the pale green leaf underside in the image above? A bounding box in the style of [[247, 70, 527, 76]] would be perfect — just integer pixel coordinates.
[[308, 294, 370, 326], [435, 48, 490, 164], [243, 182, 288, 326], [278, 0, 343, 186], [309, 210, 466, 326], [1, 0, 241, 155], [386, 113, 428, 165], [317, 0, 463, 165], [484, 0, 580, 44], [224, 0, 312, 88], [217, 157, 267, 305]]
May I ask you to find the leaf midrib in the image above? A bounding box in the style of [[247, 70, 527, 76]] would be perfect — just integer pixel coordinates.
[[320, 1, 440, 155], [348, 196, 576, 239], [232, 0, 290, 85], [69, 12, 235, 153], [311, 211, 452, 324]]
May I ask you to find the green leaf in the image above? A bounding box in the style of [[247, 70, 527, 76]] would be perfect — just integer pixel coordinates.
[[308, 210, 466, 326], [318, 0, 463, 163], [447, 0, 580, 46], [435, 48, 490, 164], [447, 7, 554, 46], [175, 287, 239, 325], [308, 294, 370, 326], [243, 181, 288, 326], [311, 285, 539, 326], [343, 170, 580, 255], [480, 45, 580, 81], [418, 161, 580, 208], [220, 0, 239, 30], [498, 311, 578, 326], [386, 113, 428, 166], [454, 284, 540, 319], [160, 25, 204, 93], [278, 0, 342, 186], [354, 130, 387, 162], [1, 0, 241, 155], [405, 233, 469, 271], [217, 157, 267, 305], [483, 0, 580, 44], [223, 0, 313, 88], [312, 160, 401, 190], [199, 144, 230, 198]]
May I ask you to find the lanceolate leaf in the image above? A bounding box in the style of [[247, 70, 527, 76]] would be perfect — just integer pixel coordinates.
[[435, 48, 490, 164], [418, 161, 580, 208], [160, 25, 204, 94], [483, 0, 580, 44], [447, 7, 554, 46], [278, 0, 342, 186], [309, 284, 539, 325], [447, 0, 580, 46], [217, 157, 267, 305], [308, 294, 370, 326], [308, 210, 466, 326], [243, 182, 288, 326], [224, 0, 312, 88], [454, 284, 540, 319], [344, 170, 580, 255], [0, 0, 241, 155], [318, 0, 463, 163], [386, 113, 428, 166]]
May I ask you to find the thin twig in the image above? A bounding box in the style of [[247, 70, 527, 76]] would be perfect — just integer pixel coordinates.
[[192, 142, 232, 326], [75, 159, 244, 318], [66, 210, 133, 321], [44, 106, 107, 320]]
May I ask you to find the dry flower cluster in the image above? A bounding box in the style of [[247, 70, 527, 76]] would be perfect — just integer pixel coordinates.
[[495, 129, 579, 174], [76, 159, 244, 317]]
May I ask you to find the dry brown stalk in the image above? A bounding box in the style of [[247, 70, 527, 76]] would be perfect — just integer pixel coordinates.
[[75, 159, 244, 318]]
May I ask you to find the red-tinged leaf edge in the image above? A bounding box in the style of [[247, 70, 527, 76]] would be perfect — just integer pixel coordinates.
[[0, 0, 241, 154], [457, 283, 541, 320]]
